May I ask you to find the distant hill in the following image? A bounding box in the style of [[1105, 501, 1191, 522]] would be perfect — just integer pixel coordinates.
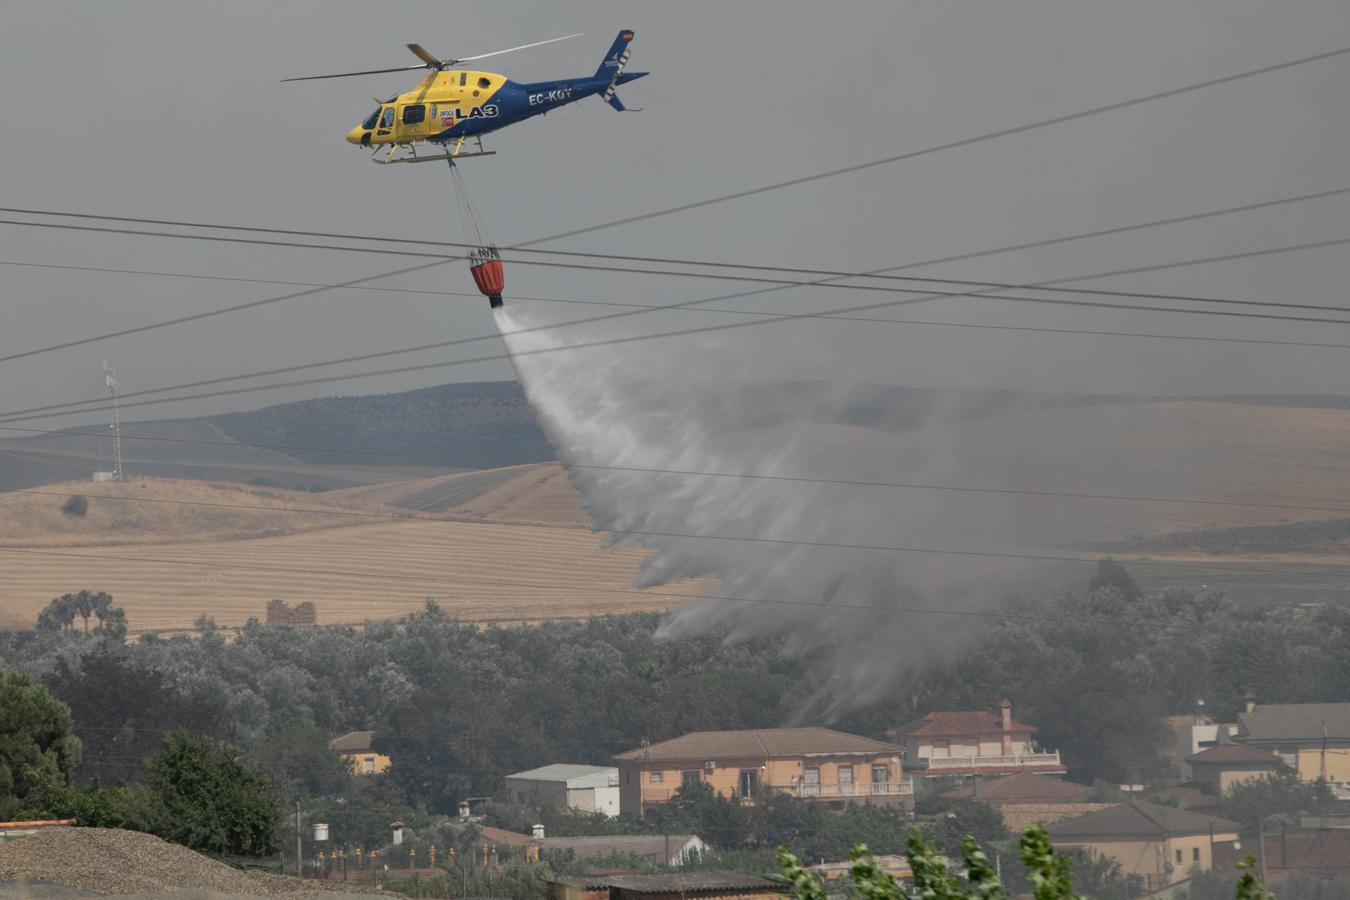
[[0, 381, 554, 493], [208, 381, 553, 467]]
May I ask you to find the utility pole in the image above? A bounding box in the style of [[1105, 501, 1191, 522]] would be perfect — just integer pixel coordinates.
[[103, 364, 123, 481], [295, 804, 303, 879], [1258, 815, 1267, 884]]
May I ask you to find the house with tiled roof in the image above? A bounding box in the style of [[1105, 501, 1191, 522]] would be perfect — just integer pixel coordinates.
[[613, 727, 908, 817], [1231, 700, 1350, 792], [1184, 744, 1286, 796], [1047, 800, 1239, 892], [940, 772, 1111, 830], [328, 730, 391, 775], [889, 699, 1064, 778]]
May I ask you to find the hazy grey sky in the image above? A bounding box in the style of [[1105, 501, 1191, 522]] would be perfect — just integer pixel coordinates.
[[3, 0, 1350, 426]]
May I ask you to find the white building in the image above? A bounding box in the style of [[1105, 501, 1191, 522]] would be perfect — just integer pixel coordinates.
[[504, 764, 621, 818], [1176, 721, 1238, 781]]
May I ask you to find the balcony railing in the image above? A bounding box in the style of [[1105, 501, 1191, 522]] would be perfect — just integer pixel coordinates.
[[774, 780, 914, 798], [920, 752, 1063, 771]]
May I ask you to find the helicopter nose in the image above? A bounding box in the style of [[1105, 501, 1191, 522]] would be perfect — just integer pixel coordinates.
[[346, 127, 363, 145]]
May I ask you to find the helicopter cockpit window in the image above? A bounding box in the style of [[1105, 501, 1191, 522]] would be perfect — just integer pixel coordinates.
[[402, 104, 425, 125], [380, 107, 395, 128], [477, 76, 492, 88], [361, 108, 380, 130]]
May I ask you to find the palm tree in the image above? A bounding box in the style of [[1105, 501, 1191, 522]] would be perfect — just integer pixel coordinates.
[[53, 593, 79, 634], [73, 590, 95, 634], [91, 592, 114, 631]]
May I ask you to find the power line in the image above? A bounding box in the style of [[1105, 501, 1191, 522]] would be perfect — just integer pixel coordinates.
[[7, 241, 1350, 424], [7, 181, 1350, 293], [523, 41, 1350, 244], [1, 37, 1345, 367], [6, 234, 1350, 426], [11, 216, 1350, 322]]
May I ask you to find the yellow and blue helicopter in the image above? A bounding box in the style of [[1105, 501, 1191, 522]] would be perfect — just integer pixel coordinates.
[[284, 31, 647, 164]]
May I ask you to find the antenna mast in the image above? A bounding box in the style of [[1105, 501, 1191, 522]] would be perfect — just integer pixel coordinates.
[[103, 363, 123, 482]]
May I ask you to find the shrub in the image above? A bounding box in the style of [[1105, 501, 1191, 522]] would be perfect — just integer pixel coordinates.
[[62, 495, 89, 517]]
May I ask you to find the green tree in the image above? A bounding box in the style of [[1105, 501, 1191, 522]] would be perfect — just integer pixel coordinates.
[[245, 708, 352, 799], [0, 672, 82, 820], [134, 731, 279, 857], [1219, 772, 1335, 833]]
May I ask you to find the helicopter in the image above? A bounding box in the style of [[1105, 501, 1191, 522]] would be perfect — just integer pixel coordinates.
[[283, 30, 648, 164]]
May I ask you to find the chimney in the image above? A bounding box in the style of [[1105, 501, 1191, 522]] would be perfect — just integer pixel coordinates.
[[458, 800, 471, 821], [1000, 699, 1013, 755], [532, 824, 545, 840], [1243, 693, 1257, 715]]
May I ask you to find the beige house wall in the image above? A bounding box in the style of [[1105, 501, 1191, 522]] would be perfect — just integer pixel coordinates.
[[343, 752, 391, 775], [1295, 745, 1350, 782], [1057, 832, 1238, 885], [1239, 741, 1350, 783], [617, 753, 902, 816]]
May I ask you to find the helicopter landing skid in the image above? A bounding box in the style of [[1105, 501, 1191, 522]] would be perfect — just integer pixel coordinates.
[[371, 137, 496, 165]]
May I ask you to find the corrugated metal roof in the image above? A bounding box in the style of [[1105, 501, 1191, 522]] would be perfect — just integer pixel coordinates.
[[505, 763, 618, 788], [614, 728, 899, 762]]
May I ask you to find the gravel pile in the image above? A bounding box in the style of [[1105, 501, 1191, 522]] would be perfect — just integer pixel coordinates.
[[0, 828, 386, 898]]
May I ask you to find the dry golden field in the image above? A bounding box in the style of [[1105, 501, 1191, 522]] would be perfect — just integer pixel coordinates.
[[10, 399, 1350, 631], [0, 516, 700, 633]]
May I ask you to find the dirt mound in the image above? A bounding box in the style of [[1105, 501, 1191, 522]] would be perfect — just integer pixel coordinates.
[[0, 827, 379, 897]]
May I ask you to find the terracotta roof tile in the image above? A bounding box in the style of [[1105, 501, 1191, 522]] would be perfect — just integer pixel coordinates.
[[1185, 744, 1286, 765], [893, 711, 1036, 738], [328, 730, 376, 752], [942, 773, 1090, 803], [1047, 801, 1237, 839], [614, 728, 899, 762]]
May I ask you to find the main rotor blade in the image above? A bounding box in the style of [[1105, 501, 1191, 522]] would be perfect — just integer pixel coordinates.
[[281, 63, 432, 83], [406, 43, 442, 67], [448, 32, 584, 65]]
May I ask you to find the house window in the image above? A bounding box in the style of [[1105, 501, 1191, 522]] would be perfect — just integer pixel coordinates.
[[872, 764, 890, 783], [650, 772, 663, 783], [1193, 848, 1200, 863], [1176, 849, 1183, 864], [838, 765, 853, 785], [1276, 745, 1298, 768], [930, 740, 950, 759], [362, 757, 374, 774], [681, 770, 700, 786]]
